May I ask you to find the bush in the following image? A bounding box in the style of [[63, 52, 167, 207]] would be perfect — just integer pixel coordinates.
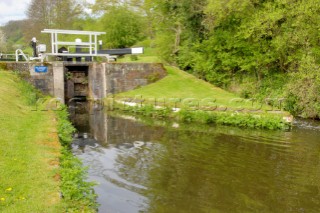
[[284, 55, 320, 118], [56, 107, 76, 147], [113, 103, 290, 130]]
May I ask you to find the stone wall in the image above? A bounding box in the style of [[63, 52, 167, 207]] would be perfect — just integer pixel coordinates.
[[29, 63, 54, 95], [2, 62, 167, 101], [2, 62, 54, 95], [6, 62, 30, 73], [104, 63, 167, 95], [88, 63, 105, 100]]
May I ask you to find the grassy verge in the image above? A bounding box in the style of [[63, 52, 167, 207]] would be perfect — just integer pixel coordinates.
[[117, 47, 162, 63], [115, 66, 269, 110], [0, 70, 97, 212], [0, 71, 63, 212], [107, 65, 292, 130]]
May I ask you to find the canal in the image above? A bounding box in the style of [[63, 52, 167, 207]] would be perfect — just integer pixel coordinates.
[[70, 105, 320, 213]]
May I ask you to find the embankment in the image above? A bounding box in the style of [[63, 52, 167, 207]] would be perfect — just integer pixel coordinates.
[[0, 70, 97, 212], [108, 66, 292, 130]]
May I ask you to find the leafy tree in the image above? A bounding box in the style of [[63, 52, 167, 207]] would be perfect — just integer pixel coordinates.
[[2, 20, 26, 51], [92, 0, 145, 13], [285, 55, 320, 118], [53, 0, 82, 29], [98, 6, 145, 48], [174, 0, 320, 86], [149, 0, 207, 62]]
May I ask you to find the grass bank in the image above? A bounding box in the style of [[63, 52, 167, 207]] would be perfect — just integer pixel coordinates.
[[55, 107, 98, 212], [115, 66, 262, 109], [109, 104, 291, 130], [117, 47, 162, 63], [0, 71, 63, 212], [0, 70, 97, 212], [107, 66, 292, 130]]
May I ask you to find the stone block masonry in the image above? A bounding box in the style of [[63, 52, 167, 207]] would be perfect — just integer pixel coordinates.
[[1, 62, 167, 101], [104, 63, 166, 95], [4, 62, 55, 96]]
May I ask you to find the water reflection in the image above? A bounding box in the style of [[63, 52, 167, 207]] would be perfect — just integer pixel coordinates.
[[70, 104, 320, 213]]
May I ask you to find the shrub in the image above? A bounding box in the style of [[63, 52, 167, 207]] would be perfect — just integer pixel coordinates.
[[284, 55, 320, 118], [112, 103, 290, 130]]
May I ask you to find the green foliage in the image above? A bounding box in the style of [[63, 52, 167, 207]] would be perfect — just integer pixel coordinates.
[[233, 73, 287, 101], [24, 0, 82, 46], [149, 0, 320, 118], [56, 107, 76, 147], [99, 6, 145, 48], [56, 107, 98, 212], [149, 0, 207, 62], [17, 79, 41, 106], [130, 55, 138, 61], [2, 20, 25, 52], [0, 29, 7, 52], [146, 72, 162, 83], [115, 66, 268, 112], [114, 103, 290, 130], [0, 71, 65, 212], [154, 32, 176, 62], [284, 55, 320, 118], [60, 148, 98, 212], [0, 63, 8, 70], [6, 0, 320, 118], [4, 70, 43, 106], [178, 109, 289, 130]]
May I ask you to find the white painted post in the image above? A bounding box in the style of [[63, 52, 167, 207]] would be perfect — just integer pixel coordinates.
[[89, 34, 92, 55], [95, 34, 98, 55], [55, 33, 58, 54], [51, 33, 54, 54]]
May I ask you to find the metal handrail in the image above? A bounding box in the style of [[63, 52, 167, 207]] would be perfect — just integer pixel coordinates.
[[15, 49, 29, 62]]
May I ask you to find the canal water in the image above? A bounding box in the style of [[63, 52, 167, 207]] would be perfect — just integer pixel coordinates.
[[70, 105, 320, 213]]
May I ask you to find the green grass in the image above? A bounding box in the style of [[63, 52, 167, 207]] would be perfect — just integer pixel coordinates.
[[118, 55, 161, 63], [0, 71, 64, 212], [111, 48, 292, 129], [114, 66, 271, 111], [116, 46, 288, 111], [117, 47, 162, 63]]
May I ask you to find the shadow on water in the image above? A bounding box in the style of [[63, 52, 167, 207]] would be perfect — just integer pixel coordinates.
[[69, 103, 320, 213]]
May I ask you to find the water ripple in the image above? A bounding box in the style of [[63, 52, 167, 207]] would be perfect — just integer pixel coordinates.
[[72, 114, 320, 213]]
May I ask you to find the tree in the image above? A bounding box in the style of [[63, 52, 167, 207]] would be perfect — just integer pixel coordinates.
[[2, 20, 26, 51], [171, 0, 320, 89], [145, 0, 207, 62], [24, 0, 82, 46], [285, 55, 320, 118], [98, 6, 145, 48], [92, 0, 145, 13], [53, 0, 82, 29], [0, 29, 7, 52]]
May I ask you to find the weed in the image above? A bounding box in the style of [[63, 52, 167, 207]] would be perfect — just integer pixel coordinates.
[[55, 106, 99, 212], [111, 102, 290, 130], [147, 72, 162, 83], [130, 55, 138, 61]]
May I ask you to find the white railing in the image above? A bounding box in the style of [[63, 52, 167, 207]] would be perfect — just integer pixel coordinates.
[[41, 29, 106, 56], [15, 49, 29, 62]]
